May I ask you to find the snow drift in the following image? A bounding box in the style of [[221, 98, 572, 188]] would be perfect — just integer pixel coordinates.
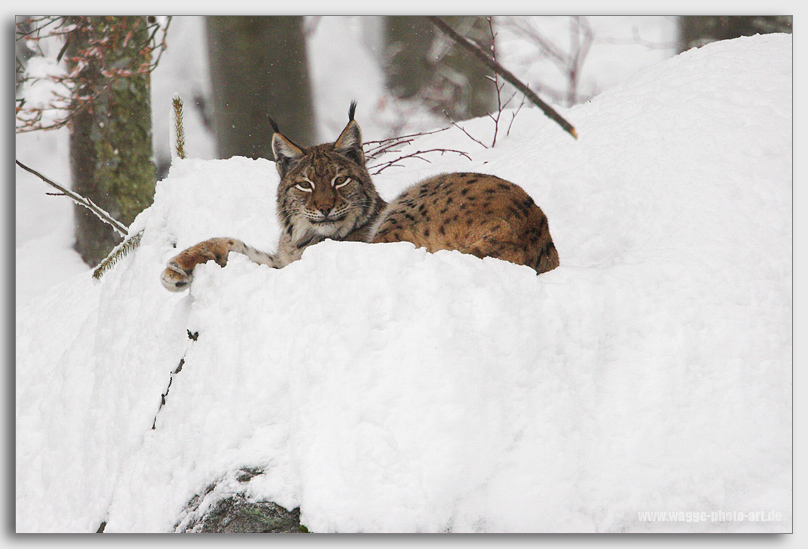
[[16, 34, 791, 533]]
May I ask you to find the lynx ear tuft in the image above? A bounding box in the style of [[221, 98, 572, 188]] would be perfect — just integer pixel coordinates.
[[268, 115, 280, 134], [348, 101, 357, 122], [334, 116, 364, 166], [272, 133, 305, 178]]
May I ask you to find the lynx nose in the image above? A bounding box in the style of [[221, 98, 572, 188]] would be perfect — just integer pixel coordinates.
[[318, 206, 332, 217]]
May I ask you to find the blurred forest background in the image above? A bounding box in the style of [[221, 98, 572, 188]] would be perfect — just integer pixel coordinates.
[[15, 15, 792, 267]]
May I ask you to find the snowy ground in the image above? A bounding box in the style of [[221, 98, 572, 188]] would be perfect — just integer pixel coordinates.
[[15, 33, 791, 533]]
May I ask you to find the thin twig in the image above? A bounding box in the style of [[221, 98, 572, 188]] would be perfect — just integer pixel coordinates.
[[363, 125, 473, 176], [363, 127, 451, 160], [486, 16, 502, 148], [506, 93, 528, 137], [443, 110, 488, 149], [368, 148, 473, 175], [427, 16, 578, 139], [16, 159, 128, 236]]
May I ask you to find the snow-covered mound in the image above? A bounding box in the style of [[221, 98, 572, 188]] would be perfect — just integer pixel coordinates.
[[16, 34, 791, 533]]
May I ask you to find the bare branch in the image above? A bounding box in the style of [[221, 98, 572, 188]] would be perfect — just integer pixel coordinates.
[[16, 159, 129, 236], [363, 126, 473, 176], [428, 16, 578, 139], [368, 148, 473, 176], [486, 16, 505, 148], [442, 110, 488, 149], [506, 93, 528, 137], [363, 127, 451, 161]]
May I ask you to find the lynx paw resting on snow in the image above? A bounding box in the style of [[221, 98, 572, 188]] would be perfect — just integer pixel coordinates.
[[160, 237, 238, 292], [161, 261, 193, 292]]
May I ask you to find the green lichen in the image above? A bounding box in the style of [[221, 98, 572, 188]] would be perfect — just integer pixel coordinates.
[[68, 17, 156, 265], [184, 496, 303, 533]]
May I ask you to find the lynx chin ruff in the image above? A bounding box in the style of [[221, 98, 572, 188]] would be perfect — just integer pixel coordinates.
[[161, 103, 559, 292]]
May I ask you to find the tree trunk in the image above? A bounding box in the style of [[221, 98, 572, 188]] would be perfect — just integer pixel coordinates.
[[678, 16, 792, 52], [384, 16, 496, 121], [68, 16, 156, 266], [384, 16, 435, 101], [206, 16, 316, 159], [15, 16, 36, 93]]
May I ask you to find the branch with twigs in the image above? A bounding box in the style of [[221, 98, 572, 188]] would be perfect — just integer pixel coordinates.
[[363, 127, 451, 160], [363, 128, 473, 176], [368, 148, 473, 176], [497, 16, 594, 107], [485, 16, 511, 148], [427, 16, 578, 140], [442, 110, 489, 149], [438, 18, 529, 150], [15, 16, 171, 133], [17, 158, 144, 279], [15, 159, 128, 236]]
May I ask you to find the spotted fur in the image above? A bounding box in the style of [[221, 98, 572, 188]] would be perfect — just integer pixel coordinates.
[[161, 104, 558, 292]]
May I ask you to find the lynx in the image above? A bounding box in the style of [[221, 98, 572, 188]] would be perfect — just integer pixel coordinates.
[[161, 103, 558, 292]]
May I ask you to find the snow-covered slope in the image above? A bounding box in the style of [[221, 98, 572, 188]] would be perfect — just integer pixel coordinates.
[[16, 34, 791, 533]]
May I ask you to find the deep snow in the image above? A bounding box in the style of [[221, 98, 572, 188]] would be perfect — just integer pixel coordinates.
[[16, 33, 791, 533]]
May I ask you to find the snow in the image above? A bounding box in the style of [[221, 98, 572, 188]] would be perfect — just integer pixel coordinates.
[[15, 130, 88, 307], [15, 33, 791, 533]]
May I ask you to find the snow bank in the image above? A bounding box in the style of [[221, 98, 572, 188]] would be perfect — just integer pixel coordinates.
[[16, 34, 791, 533]]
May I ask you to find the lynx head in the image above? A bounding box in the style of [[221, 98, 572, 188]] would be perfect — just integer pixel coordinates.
[[271, 102, 382, 245]]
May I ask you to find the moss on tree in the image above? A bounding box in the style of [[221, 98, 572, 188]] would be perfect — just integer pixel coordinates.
[[68, 16, 156, 265]]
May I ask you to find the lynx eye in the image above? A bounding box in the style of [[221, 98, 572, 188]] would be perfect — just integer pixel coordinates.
[[332, 175, 351, 189], [294, 182, 313, 193]]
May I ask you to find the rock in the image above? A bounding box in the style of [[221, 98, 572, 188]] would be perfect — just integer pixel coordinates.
[[181, 495, 302, 533], [175, 467, 307, 533]]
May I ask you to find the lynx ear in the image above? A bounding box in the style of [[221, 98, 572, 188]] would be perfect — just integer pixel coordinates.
[[334, 105, 365, 166], [272, 133, 305, 178]]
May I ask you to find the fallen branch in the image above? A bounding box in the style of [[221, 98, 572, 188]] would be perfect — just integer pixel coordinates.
[[427, 16, 578, 140], [16, 159, 129, 236]]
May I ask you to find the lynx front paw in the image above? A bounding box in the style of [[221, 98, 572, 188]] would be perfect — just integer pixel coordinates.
[[161, 261, 193, 292]]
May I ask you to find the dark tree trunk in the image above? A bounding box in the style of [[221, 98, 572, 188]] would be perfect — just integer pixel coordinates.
[[384, 16, 435, 101], [206, 16, 316, 159], [383, 16, 496, 121], [678, 16, 792, 52], [68, 16, 156, 266]]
